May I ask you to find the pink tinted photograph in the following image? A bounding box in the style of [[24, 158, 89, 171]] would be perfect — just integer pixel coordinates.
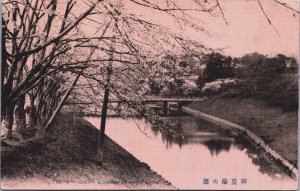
[[1, 0, 298, 190]]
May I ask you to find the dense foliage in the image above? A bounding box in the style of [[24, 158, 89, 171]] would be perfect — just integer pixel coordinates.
[[198, 52, 298, 111], [196, 53, 234, 89], [147, 51, 298, 112], [235, 53, 298, 111]]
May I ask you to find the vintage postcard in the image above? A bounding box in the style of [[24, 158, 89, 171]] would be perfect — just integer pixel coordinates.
[[1, 0, 299, 190]]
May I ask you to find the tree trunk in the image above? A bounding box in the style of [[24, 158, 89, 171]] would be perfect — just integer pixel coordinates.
[[39, 100, 47, 125], [45, 95, 60, 121], [1, 18, 8, 121], [28, 98, 37, 128], [43, 74, 81, 132], [96, 86, 110, 166], [96, 63, 112, 166], [5, 104, 15, 140], [15, 95, 26, 133]]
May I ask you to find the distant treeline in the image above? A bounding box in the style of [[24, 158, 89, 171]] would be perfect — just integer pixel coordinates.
[[147, 52, 298, 111], [233, 53, 298, 111]]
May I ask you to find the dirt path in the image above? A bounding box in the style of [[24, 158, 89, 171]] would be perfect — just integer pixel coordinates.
[[1, 113, 175, 190], [187, 97, 298, 167]]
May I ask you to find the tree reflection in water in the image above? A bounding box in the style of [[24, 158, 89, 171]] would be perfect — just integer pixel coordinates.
[[147, 116, 295, 179], [203, 139, 232, 156], [233, 135, 296, 179]]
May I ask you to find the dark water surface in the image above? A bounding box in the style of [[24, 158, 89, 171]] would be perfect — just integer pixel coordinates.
[[85, 116, 297, 190]]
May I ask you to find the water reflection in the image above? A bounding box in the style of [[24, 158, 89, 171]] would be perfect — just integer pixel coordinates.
[[203, 139, 232, 156], [152, 117, 234, 156], [85, 116, 297, 190], [234, 135, 295, 179], [155, 116, 295, 178]]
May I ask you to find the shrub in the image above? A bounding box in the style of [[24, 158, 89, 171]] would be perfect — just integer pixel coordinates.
[[201, 78, 237, 96]]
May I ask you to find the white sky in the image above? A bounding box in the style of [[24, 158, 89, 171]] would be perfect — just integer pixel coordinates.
[[124, 0, 299, 57]]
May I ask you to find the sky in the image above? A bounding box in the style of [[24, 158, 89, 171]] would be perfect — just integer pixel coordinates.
[[6, 0, 296, 59], [206, 0, 299, 57], [125, 0, 299, 58]]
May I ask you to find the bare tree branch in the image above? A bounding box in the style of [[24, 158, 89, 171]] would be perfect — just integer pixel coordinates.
[[257, 0, 279, 35]]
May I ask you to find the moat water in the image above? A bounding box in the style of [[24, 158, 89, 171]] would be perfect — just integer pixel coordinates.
[[85, 116, 297, 190]]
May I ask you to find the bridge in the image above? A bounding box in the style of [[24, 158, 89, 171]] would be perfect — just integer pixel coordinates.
[[68, 97, 205, 116], [108, 98, 205, 116], [107, 98, 204, 103]]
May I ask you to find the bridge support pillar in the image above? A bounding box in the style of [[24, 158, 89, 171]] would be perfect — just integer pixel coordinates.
[[163, 101, 169, 116]]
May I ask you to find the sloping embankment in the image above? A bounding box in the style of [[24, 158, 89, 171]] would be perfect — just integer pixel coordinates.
[[185, 97, 298, 174], [1, 113, 175, 189]]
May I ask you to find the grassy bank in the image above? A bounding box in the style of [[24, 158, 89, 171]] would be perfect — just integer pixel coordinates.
[[1, 113, 175, 189], [187, 97, 298, 167]]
